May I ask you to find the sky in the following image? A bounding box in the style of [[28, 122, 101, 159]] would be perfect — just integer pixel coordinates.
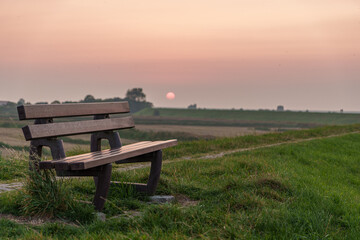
[[0, 0, 359, 111]]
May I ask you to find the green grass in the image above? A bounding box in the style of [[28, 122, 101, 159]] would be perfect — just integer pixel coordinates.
[[136, 107, 360, 125], [0, 120, 25, 128], [0, 141, 30, 152], [1, 125, 360, 238], [162, 124, 360, 160], [0, 153, 28, 181], [0, 105, 18, 119], [1, 129, 360, 238]]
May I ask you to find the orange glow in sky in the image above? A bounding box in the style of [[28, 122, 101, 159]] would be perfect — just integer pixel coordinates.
[[0, 0, 359, 110]]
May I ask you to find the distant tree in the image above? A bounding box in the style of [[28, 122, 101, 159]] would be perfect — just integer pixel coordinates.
[[276, 105, 284, 112], [51, 100, 60, 104], [187, 104, 197, 109], [84, 95, 96, 102], [127, 100, 153, 113], [35, 102, 48, 105], [17, 98, 25, 106], [103, 97, 123, 102], [126, 88, 146, 102], [77, 90, 153, 113], [5, 101, 16, 107]]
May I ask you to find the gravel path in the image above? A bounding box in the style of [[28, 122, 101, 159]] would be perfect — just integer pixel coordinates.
[[0, 182, 23, 193], [1, 131, 358, 194]]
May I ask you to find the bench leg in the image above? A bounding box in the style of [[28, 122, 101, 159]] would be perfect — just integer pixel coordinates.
[[147, 150, 162, 194], [93, 164, 112, 211], [112, 150, 163, 195]]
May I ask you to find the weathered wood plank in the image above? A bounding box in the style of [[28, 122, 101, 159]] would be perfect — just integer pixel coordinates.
[[70, 140, 177, 170], [22, 116, 135, 140], [17, 102, 130, 120], [53, 141, 154, 170], [63, 141, 151, 162], [72, 141, 174, 164], [39, 161, 53, 169], [41, 142, 152, 170]]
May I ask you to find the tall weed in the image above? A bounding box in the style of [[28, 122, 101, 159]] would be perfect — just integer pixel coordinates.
[[18, 164, 94, 221]]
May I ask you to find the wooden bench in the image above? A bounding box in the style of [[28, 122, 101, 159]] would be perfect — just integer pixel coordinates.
[[17, 102, 177, 211]]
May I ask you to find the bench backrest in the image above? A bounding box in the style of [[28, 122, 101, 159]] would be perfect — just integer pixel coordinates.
[[17, 102, 135, 141]]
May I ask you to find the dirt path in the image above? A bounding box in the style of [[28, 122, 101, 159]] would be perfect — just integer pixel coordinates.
[[0, 213, 79, 227], [114, 131, 360, 171], [1, 131, 359, 193]]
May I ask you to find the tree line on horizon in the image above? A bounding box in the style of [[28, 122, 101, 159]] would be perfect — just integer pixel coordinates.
[[11, 88, 153, 113]]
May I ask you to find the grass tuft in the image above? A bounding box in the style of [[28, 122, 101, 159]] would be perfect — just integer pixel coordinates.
[[19, 168, 73, 218], [0, 149, 28, 181], [255, 178, 289, 192], [17, 165, 94, 222]]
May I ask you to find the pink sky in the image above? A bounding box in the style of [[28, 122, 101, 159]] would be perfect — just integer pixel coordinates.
[[1, 0, 359, 110]]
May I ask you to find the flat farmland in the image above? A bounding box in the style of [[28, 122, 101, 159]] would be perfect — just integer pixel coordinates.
[[0, 128, 28, 147], [135, 124, 271, 138], [135, 108, 360, 126]]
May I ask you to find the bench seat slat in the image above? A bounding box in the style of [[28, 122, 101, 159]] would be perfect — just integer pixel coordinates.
[[70, 142, 165, 164], [40, 140, 177, 170], [17, 102, 130, 120], [54, 141, 154, 168], [59, 141, 152, 162], [73, 140, 177, 170], [22, 117, 135, 140], [39, 141, 154, 170]]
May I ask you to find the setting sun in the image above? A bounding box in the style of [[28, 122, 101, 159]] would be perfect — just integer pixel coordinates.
[[166, 92, 175, 100]]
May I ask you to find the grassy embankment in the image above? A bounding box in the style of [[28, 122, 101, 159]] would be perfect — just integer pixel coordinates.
[[0, 125, 360, 238]]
